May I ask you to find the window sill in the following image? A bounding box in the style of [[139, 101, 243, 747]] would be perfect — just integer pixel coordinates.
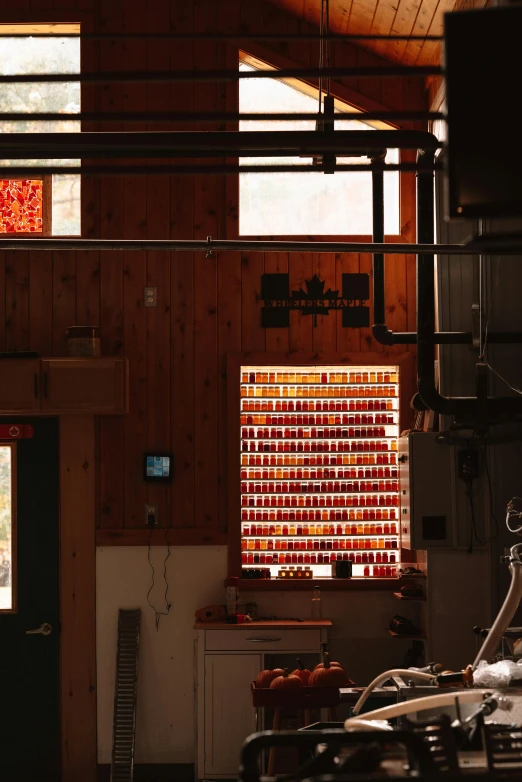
[[238, 578, 400, 591]]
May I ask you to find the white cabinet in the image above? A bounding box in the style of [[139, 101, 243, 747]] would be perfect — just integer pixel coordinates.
[[204, 654, 261, 777], [195, 621, 330, 781]]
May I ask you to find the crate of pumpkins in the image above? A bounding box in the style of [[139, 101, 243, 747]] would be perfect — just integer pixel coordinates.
[[251, 648, 355, 709]]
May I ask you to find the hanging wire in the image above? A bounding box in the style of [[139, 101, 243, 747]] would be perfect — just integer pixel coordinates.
[[478, 218, 485, 359], [481, 257, 522, 395]]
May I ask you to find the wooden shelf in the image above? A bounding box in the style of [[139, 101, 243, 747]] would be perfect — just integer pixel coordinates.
[[392, 592, 426, 601], [239, 578, 400, 591], [387, 629, 426, 639]]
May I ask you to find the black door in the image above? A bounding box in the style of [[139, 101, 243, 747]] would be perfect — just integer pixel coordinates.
[[0, 418, 60, 781]]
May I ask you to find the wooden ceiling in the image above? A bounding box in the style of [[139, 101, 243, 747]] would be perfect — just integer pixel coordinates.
[[265, 0, 487, 65]]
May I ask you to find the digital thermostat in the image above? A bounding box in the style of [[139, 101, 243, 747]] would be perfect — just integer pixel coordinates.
[[143, 453, 173, 482]]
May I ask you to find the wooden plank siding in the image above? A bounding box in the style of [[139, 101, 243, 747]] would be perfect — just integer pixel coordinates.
[[0, 0, 426, 540]]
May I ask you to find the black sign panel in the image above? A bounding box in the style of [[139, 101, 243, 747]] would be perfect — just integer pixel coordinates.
[[261, 273, 369, 328]]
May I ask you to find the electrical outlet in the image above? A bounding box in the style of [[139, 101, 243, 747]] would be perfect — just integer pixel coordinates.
[[144, 287, 157, 307], [458, 448, 480, 482], [145, 503, 158, 526]]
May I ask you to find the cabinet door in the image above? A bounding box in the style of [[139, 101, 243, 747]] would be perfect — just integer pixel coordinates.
[[204, 654, 260, 777], [0, 360, 40, 413], [40, 358, 128, 414]]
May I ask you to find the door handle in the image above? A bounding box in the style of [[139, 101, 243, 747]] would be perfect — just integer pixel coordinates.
[[246, 637, 282, 643], [26, 622, 53, 636]]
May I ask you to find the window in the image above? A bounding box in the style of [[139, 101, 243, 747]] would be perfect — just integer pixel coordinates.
[[0, 445, 14, 611], [239, 365, 401, 580], [0, 24, 80, 236], [239, 58, 400, 237]]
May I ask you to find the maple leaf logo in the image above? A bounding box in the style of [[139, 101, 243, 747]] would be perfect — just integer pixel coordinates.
[[291, 274, 339, 300]]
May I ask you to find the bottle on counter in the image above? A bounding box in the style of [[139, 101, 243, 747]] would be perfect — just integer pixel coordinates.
[[224, 576, 239, 617], [311, 584, 322, 620]]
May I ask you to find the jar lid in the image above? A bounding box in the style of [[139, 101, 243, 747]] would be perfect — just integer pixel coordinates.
[[66, 326, 100, 338]]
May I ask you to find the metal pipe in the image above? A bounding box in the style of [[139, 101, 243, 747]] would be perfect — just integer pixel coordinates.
[[0, 129, 441, 159], [0, 65, 441, 84], [0, 238, 520, 257], [0, 110, 445, 124], [371, 160, 389, 343], [0, 163, 440, 176]]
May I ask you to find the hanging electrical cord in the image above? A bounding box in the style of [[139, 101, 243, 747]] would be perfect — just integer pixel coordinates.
[[480, 257, 522, 394], [483, 440, 499, 541], [146, 524, 172, 631]]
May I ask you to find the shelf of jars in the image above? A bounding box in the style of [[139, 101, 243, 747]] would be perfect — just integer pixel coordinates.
[[239, 365, 401, 581]]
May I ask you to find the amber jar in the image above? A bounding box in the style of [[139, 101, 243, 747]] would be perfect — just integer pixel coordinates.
[[66, 326, 101, 357]]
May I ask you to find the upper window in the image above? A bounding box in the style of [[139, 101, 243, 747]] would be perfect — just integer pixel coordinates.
[[239, 58, 400, 237], [0, 24, 80, 236]]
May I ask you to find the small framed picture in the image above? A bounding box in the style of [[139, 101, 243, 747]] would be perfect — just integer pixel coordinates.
[[143, 452, 173, 483]]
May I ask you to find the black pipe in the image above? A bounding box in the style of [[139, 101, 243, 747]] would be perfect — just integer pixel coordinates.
[[0, 130, 441, 159], [0, 65, 442, 84], [0, 110, 443, 124], [0, 163, 438, 177], [371, 160, 389, 343], [4, 32, 442, 41]]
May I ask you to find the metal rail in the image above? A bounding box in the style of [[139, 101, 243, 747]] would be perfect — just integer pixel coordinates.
[[0, 238, 516, 255], [0, 65, 442, 83], [110, 609, 141, 782]]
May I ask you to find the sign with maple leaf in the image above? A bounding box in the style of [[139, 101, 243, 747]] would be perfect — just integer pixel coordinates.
[[261, 273, 370, 328]]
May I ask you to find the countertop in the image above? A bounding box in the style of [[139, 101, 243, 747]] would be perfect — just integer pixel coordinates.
[[194, 619, 333, 629]]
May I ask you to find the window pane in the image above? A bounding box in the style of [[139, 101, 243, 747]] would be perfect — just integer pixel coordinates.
[[0, 179, 43, 233], [0, 34, 80, 235], [0, 446, 13, 611], [239, 62, 400, 236]]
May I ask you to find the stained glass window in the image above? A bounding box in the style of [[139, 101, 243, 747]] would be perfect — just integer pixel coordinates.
[[0, 180, 43, 233]]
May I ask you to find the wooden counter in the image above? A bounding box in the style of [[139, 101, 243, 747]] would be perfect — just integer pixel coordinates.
[[194, 619, 332, 629]]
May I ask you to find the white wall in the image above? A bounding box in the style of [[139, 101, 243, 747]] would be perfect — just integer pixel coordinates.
[[96, 545, 227, 764], [96, 547, 430, 764]]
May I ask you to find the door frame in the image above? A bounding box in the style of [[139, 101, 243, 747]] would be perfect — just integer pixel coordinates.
[[60, 415, 97, 782]]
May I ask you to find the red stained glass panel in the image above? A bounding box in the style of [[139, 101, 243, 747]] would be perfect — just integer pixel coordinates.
[[0, 179, 43, 233]]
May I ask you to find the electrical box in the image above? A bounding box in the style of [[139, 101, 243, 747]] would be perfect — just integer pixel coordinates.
[[399, 432, 456, 550]]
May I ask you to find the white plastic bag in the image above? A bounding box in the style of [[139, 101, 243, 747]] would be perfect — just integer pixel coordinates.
[[473, 658, 522, 688]]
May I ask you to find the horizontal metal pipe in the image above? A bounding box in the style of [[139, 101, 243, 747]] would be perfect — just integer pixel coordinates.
[[0, 65, 442, 84], [0, 110, 444, 124], [0, 239, 507, 255], [0, 32, 443, 41], [0, 163, 440, 176], [0, 130, 441, 159]]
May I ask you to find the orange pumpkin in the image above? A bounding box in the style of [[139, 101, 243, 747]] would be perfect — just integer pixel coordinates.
[[270, 668, 303, 689], [255, 668, 284, 688], [291, 658, 311, 685], [310, 653, 354, 687]]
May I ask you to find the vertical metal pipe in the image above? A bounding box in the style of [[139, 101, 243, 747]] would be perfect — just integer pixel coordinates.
[[416, 150, 450, 410], [372, 163, 386, 327]]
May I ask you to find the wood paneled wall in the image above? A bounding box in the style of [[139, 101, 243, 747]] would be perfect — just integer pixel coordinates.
[[0, 0, 427, 541]]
